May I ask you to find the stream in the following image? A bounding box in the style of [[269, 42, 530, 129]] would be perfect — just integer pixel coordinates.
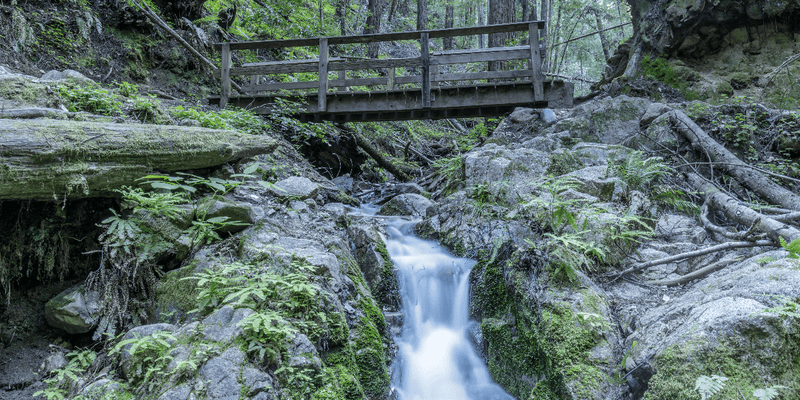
[[377, 212, 513, 400]]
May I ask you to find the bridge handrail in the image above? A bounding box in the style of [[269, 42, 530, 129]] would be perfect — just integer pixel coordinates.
[[213, 21, 544, 51], [216, 21, 546, 111]]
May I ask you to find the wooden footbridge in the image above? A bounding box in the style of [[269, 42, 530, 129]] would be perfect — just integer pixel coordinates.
[[210, 22, 573, 122]]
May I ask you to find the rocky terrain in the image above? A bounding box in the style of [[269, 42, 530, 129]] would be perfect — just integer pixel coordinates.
[[1, 0, 799, 399]]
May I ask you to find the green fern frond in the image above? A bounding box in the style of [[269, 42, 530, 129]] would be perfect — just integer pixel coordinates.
[[694, 375, 728, 400]]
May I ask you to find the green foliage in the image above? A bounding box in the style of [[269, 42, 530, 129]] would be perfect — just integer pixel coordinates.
[[641, 55, 698, 99], [753, 386, 788, 400], [694, 375, 728, 400], [239, 311, 294, 365], [109, 331, 184, 394], [172, 106, 272, 135], [116, 81, 139, 97], [608, 151, 698, 214], [779, 238, 800, 259], [523, 177, 653, 282], [117, 186, 188, 220], [759, 295, 800, 320], [34, 350, 98, 400], [130, 95, 171, 124], [57, 83, 121, 115]]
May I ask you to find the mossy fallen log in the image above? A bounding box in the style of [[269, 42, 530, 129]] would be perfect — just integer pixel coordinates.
[[0, 119, 277, 200]]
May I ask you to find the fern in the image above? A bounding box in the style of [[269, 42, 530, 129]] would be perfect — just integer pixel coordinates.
[[694, 375, 728, 400], [608, 151, 670, 195], [779, 237, 800, 259], [753, 386, 787, 400]]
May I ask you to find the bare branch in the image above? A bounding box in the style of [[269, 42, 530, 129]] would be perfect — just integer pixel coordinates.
[[646, 256, 743, 287]]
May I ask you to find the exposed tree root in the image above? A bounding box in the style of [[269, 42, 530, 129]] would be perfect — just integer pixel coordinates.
[[646, 256, 743, 287], [609, 240, 774, 280], [670, 110, 800, 210]]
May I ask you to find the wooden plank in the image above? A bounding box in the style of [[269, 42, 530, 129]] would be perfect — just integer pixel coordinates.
[[328, 57, 421, 71], [220, 43, 231, 109], [318, 38, 329, 112], [432, 45, 529, 56], [387, 68, 395, 90], [213, 21, 546, 51], [337, 70, 347, 92], [244, 81, 319, 92], [431, 47, 530, 65], [529, 22, 544, 101], [421, 32, 431, 108]]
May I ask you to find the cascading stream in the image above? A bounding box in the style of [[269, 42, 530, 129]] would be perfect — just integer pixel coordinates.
[[380, 216, 513, 400]]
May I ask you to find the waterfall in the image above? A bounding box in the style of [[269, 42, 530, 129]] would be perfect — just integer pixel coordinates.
[[382, 217, 513, 400]]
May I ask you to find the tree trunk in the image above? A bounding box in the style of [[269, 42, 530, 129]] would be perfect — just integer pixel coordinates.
[[478, 2, 485, 48], [540, 0, 550, 72], [592, 9, 610, 61], [670, 110, 800, 210], [0, 119, 277, 200], [336, 0, 348, 35], [488, 0, 512, 71], [417, 0, 427, 30], [365, 0, 383, 58], [444, 2, 455, 50]]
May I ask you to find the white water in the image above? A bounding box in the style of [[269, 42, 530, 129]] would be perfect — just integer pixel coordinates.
[[381, 216, 513, 400]]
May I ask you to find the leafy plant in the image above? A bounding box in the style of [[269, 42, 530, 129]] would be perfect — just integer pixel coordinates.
[[109, 331, 177, 394], [34, 350, 97, 400], [57, 83, 121, 115], [694, 375, 728, 400], [238, 310, 294, 365], [117, 81, 139, 97], [753, 386, 787, 400], [779, 237, 800, 259]]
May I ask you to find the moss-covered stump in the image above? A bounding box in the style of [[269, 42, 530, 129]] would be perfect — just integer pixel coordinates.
[[0, 119, 277, 200]]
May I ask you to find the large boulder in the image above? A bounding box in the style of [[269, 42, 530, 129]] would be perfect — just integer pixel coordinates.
[[44, 285, 101, 334], [271, 176, 321, 200], [378, 193, 433, 217]]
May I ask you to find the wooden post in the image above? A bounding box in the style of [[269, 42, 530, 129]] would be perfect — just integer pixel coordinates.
[[420, 32, 431, 108], [337, 70, 347, 92], [220, 43, 231, 109], [388, 67, 395, 90], [529, 22, 544, 102], [431, 64, 439, 88], [318, 38, 329, 112]]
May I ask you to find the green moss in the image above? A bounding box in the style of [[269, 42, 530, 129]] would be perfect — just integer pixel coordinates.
[[353, 317, 390, 397], [546, 151, 584, 177], [320, 348, 366, 400], [640, 55, 699, 100], [155, 264, 199, 317], [373, 240, 400, 311], [645, 330, 800, 400], [716, 80, 734, 97]]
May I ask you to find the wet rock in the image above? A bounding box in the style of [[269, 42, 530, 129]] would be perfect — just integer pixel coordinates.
[[198, 348, 244, 400], [44, 285, 101, 334], [158, 384, 192, 400], [202, 305, 253, 344], [539, 108, 557, 124], [288, 333, 321, 370], [332, 174, 354, 193], [378, 193, 433, 217], [242, 367, 278, 397], [272, 176, 320, 200], [197, 196, 254, 233]]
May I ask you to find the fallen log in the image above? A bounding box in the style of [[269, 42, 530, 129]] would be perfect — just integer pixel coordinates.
[[670, 110, 800, 210], [0, 119, 277, 200]]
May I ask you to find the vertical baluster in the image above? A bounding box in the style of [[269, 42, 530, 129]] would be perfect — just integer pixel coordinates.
[[529, 22, 544, 102], [421, 32, 431, 108], [318, 38, 329, 112], [220, 43, 231, 109]]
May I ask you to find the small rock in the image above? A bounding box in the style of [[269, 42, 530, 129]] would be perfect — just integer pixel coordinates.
[[379, 193, 434, 217], [198, 349, 243, 400], [288, 333, 321, 370], [41, 69, 91, 81], [509, 107, 538, 123], [44, 285, 101, 334], [640, 102, 672, 126], [39, 352, 67, 375], [332, 174, 354, 193], [82, 379, 122, 398], [158, 384, 192, 400], [272, 176, 321, 200], [539, 108, 557, 124], [242, 367, 277, 396]]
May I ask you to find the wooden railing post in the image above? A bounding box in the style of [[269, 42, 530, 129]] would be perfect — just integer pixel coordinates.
[[220, 43, 231, 109], [529, 22, 544, 102], [387, 68, 395, 90], [420, 32, 431, 108], [431, 64, 439, 88], [318, 38, 329, 112]]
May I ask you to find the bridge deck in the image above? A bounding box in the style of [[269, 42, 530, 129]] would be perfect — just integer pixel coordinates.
[[212, 22, 574, 122]]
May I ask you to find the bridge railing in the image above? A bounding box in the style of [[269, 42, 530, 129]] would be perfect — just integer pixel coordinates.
[[213, 21, 546, 112]]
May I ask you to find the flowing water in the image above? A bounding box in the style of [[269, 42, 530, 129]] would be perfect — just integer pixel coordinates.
[[379, 215, 513, 400]]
